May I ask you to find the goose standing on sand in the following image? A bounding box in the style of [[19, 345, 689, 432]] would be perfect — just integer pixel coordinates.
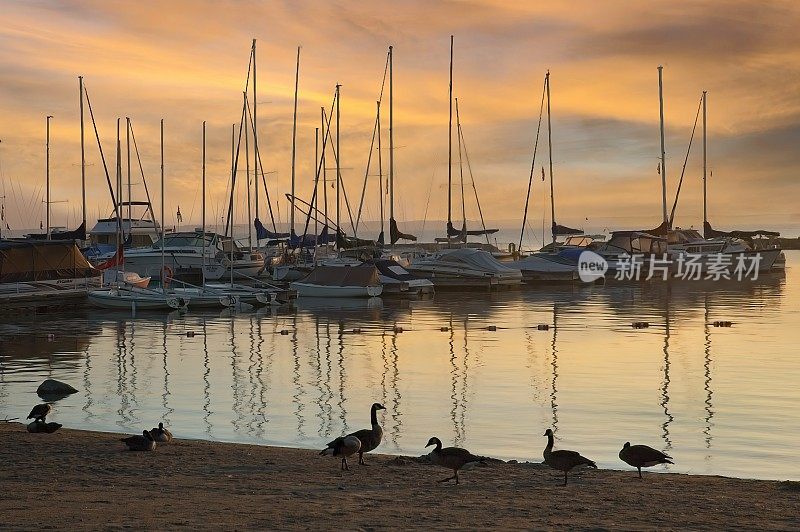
[[542, 428, 596, 486], [121, 430, 156, 451], [27, 403, 52, 423], [619, 442, 673, 478], [345, 403, 386, 465], [320, 435, 361, 471], [149, 422, 173, 443], [425, 437, 487, 484]]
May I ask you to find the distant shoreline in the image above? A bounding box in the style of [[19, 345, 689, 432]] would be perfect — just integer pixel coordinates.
[[2, 422, 798, 529]]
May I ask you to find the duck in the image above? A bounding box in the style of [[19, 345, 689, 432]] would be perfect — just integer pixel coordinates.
[[26, 420, 62, 434], [345, 403, 386, 465], [425, 437, 487, 484], [319, 435, 362, 471], [542, 428, 596, 486], [27, 403, 52, 423], [619, 442, 673, 478], [149, 422, 173, 443], [121, 430, 156, 451]]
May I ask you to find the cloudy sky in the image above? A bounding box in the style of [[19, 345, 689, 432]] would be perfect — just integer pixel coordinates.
[[1, 0, 799, 240]]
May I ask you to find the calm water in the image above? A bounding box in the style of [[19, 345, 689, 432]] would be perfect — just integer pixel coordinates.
[[1, 252, 798, 481]]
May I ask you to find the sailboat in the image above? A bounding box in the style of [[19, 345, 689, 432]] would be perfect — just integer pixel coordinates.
[[507, 71, 590, 282], [407, 36, 520, 289], [89, 119, 189, 311]]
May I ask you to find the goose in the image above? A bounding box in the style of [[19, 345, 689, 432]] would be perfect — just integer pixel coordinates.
[[425, 437, 487, 484], [121, 430, 156, 451], [619, 442, 673, 478], [27, 403, 52, 423], [319, 435, 361, 471], [26, 420, 62, 434], [149, 422, 173, 443], [345, 403, 386, 465], [542, 428, 596, 486]]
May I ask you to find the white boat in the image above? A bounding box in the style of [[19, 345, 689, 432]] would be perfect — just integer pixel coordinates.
[[86, 201, 163, 258], [667, 228, 780, 273], [88, 286, 189, 311], [104, 231, 264, 282], [291, 265, 383, 298], [407, 248, 523, 289]]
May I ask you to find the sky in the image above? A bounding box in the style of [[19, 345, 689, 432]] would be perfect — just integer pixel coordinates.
[[1, 0, 799, 240]]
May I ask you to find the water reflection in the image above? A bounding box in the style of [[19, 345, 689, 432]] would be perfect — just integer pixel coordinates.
[[0, 266, 797, 480]]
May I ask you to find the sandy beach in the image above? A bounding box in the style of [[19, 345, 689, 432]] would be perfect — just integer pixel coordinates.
[[0, 423, 797, 530]]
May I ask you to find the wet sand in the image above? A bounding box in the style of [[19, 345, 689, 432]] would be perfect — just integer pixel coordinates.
[[1, 423, 798, 530]]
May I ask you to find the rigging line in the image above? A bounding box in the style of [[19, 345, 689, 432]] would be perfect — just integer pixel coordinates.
[[377, 50, 390, 103], [454, 99, 466, 233], [520, 75, 547, 251], [355, 106, 381, 234], [128, 120, 158, 228], [420, 168, 436, 236], [244, 95, 277, 230], [669, 95, 703, 226], [458, 116, 491, 245], [225, 96, 247, 236], [84, 85, 121, 231], [299, 90, 339, 240]]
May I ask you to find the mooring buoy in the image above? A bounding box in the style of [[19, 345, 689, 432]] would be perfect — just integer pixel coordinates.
[[537, 324, 550, 331]]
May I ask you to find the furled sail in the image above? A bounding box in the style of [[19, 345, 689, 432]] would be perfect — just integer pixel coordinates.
[[389, 218, 416, 245]]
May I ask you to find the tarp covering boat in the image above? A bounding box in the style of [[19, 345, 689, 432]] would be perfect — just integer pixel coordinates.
[[26, 222, 87, 242], [336, 231, 380, 250], [703, 221, 780, 240], [254, 218, 290, 240], [0, 239, 96, 283], [298, 264, 380, 287]]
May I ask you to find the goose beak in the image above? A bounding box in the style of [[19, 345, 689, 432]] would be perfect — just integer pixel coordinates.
[[425, 438, 435, 448]]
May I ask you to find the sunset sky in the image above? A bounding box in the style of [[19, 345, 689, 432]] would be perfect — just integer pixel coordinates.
[[1, 0, 799, 240]]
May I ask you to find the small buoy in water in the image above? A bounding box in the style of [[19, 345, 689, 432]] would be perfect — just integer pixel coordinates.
[[280, 329, 289, 335], [487, 325, 497, 331], [186, 331, 195, 337], [46, 333, 55, 341], [537, 324, 550, 331], [713, 321, 733, 328], [352, 328, 362, 334], [394, 326, 404, 333], [440, 326, 449, 332], [632, 321, 650, 329]]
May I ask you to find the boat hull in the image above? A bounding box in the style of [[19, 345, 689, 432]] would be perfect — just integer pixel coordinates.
[[290, 282, 383, 298]]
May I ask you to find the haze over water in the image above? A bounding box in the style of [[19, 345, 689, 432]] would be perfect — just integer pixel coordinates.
[[1, 253, 798, 481]]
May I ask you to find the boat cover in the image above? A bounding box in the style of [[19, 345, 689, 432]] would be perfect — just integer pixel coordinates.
[[0, 239, 97, 283], [703, 221, 780, 240], [298, 264, 380, 287]]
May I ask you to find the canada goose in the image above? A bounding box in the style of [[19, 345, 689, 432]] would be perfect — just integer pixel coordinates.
[[149, 422, 173, 443], [319, 435, 362, 471], [542, 428, 596, 486], [26, 420, 62, 434], [121, 430, 156, 451], [27, 403, 52, 423], [425, 437, 487, 484], [345, 403, 386, 465], [619, 442, 673, 478]]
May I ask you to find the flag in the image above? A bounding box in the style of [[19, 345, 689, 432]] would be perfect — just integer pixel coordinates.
[[541, 167, 545, 181], [40, 221, 43, 230], [97, 244, 124, 270], [176, 206, 182, 223], [657, 162, 661, 175]]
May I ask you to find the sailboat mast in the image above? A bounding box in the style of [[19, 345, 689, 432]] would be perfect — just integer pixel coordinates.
[[546, 71, 556, 244], [290, 46, 300, 236], [702, 90, 707, 231], [116, 118, 121, 250], [245, 93, 252, 250], [321, 107, 328, 237], [314, 126, 319, 245], [252, 40, 258, 228], [160, 119, 165, 288], [447, 35, 454, 230], [377, 100, 384, 239], [388, 45, 394, 227], [335, 83, 341, 237], [126, 117, 131, 229], [202, 121, 206, 288], [455, 98, 466, 236], [46, 115, 52, 239], [658, 65, 668, 225], [79, 76, 86, 232]]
